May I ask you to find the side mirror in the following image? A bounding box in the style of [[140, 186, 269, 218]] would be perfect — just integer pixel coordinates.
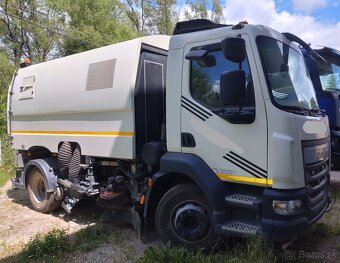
[[220, 70, 246, 107], [221, 37, 246, 63], [219, 70, 255, 124], [185, 49, 216, 67]]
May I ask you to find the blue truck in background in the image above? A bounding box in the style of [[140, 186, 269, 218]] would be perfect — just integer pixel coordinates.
[[303, 47, 340, 169]]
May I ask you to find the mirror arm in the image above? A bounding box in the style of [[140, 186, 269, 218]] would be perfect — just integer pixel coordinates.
[[217, 109, 255, 124]]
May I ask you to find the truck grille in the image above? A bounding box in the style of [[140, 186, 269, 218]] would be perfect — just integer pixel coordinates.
[[304, 158, 329, 212]]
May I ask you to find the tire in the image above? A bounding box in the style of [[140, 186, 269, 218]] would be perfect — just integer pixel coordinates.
[[58, 142, 72, 178], [155, 183, 217, 249], [27, 168, 61, 213], [68, 145, 81, 184]]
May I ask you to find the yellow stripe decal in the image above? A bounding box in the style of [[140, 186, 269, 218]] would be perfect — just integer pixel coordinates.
[[11, 130, 134, 136], [216, 173, 273, 186]]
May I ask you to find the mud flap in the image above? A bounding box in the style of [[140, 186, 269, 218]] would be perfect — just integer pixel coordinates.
[[100, 207, 142, 238]]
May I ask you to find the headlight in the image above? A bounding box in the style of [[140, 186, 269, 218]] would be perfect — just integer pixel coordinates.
[[272, 199, 303, 215]]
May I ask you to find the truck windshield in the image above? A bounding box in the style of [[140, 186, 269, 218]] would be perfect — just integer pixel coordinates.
[[316, 56, 340, 92], [258, 36, 319, 111]]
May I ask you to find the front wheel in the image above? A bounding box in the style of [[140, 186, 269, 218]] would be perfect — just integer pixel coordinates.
[[27, 167, 61, 213], [155, 183, 217, 249]]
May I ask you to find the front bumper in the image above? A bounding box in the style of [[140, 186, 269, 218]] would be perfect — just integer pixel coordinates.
[[262, 183, 330, 240]]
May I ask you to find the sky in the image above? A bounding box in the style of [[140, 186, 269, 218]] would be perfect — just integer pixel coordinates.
[[177, 0, 340, 50]]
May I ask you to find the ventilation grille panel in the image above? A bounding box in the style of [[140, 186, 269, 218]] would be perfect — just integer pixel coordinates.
[[19, 75, 36, 100], [86, 59, 116, 91]]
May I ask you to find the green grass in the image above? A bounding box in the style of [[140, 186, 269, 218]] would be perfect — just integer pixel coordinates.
[[331, 190, 340, 200], [74, 224, 111, 252], [7, 227, 281, 263], [0, 166, 14, 187], [0, 138, 15, 187], [20, 229, 71, 260], [137, 237, 280, 263], [308, 222, 336, 238], [336, 244, 340, 252], [0, 171, 8, 187], [3, 224, 116, 262]]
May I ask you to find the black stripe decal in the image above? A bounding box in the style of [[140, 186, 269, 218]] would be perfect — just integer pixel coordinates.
[[226, 154, 267, 179], [223, 156, 261, 179], [229, 152, 267, 175], [181, 100, 210, 119], [181, 96, 213, 117], [181, 104, 206, 121]]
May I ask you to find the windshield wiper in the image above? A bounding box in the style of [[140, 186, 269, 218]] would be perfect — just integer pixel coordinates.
[[281, 105, 324, 117], [310, 108, 325, 117], [280, 105, 312, 116]]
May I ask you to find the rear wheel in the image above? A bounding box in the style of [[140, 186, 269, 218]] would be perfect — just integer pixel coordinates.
[[27, 168, 61, 213], [155, 183, 217, 249]]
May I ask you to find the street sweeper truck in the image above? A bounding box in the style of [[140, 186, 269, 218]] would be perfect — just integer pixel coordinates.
[[9, 19, 331, 248]]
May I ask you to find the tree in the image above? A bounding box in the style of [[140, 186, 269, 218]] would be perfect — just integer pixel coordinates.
[[144, 0, 179, 35], [0, 0, 63, 63], [0, 50, 15, 137], [122, 0, 179, 35], [47, 0, 140, 55], [184, 0, 225, 24], [122, 0, 145, 33]]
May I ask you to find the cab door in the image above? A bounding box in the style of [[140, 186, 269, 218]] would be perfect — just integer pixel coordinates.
[[180, 36, 270, 187]]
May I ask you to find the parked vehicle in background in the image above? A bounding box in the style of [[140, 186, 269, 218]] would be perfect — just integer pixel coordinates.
[[9, 19, 331, 248], [303, 47, 340, 169]]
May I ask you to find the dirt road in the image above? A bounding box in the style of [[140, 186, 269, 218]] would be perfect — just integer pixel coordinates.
[[0, 180, 156, 263], [1, 175, 339, 263]]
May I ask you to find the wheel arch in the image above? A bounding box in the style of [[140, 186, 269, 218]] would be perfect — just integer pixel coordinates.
[[27, 146, 52, 158], [144, 171, 194, 230], [24, 158, 59, 192], [144, 152, 229, 230]]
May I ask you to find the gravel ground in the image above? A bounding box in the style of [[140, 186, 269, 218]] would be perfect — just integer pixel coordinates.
[[1, 177, 339, 263], [0, 180, 159, 263]]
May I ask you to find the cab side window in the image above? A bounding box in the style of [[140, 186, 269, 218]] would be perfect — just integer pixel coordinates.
[[190, 45, 255, 109]]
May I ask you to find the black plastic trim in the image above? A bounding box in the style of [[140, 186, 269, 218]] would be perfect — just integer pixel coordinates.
[[302, 137, 329, 147], [181, 133, 196, 148], [23, 158, 59, 192], [156, 152, 228, 211], [141, 43, 168, 56], [173, 19, 231, 35]]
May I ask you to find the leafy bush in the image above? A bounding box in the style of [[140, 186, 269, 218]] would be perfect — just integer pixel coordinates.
[[0, 139, 15, 187], [21, 229, 71, 260], [0, 51, 15, 186]]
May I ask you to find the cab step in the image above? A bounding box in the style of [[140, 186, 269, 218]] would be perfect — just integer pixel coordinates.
[[224, 194, 262, 210], [218, 221, 259, 236]]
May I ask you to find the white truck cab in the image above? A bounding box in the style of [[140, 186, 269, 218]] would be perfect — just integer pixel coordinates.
[[9, 19, 331, 248]]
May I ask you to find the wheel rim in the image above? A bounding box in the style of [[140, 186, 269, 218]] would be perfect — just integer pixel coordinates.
[[170, 201, 211, 242], [31, 172, 46, 203]]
